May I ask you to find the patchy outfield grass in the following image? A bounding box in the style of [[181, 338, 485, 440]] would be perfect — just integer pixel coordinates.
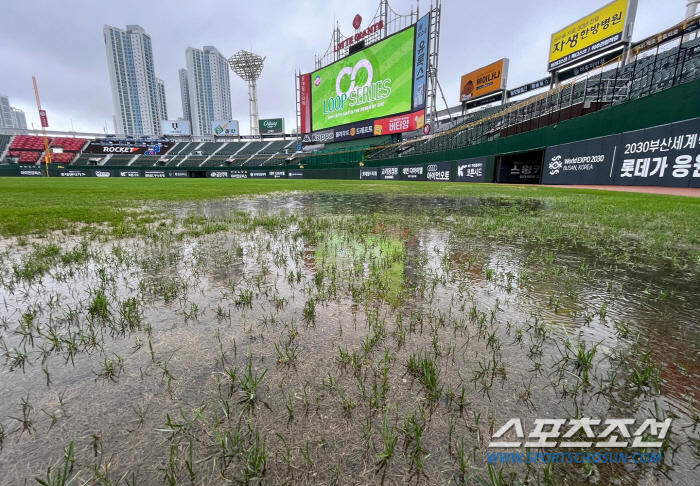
[[1, 178, 699, 269], [0, 184, 699, 484]]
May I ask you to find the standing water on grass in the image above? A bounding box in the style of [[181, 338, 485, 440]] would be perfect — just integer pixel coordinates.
[[0, 193, 699, 485]]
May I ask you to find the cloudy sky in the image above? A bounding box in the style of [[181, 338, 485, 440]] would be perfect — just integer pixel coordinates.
[[0, 0, 687, 134]]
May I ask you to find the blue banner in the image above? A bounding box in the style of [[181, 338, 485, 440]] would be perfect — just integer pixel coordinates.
[[412, 14, 430, 111]]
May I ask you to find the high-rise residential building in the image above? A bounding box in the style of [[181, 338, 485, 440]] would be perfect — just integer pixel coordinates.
[[11, 108, 27, 130], [178, 68, 191, 123], [103, 24, 164, 136], [0, 95, 14, 128], [156, 77, 168, 122], [0, 95, 26, 129], [184, 46, 232, 136]]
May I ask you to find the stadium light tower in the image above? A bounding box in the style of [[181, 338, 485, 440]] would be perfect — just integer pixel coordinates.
[[228, 50, 265, 136]]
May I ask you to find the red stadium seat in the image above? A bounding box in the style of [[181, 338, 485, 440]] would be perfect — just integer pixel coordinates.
[[51, 137, 87, 152]]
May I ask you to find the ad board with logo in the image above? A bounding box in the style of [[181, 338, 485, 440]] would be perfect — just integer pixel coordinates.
[[380, 167, 400, 180], [288, 170, 304, 179], [144, 170, 166, 178], [334, 120, 375, 142], [207, 170, 230, 178], [250, 171, 267, 178], [311, 25, 416, 132], [167, 171, 189, 178], [19, 168, 44, 177], [57, 169, 89, 177], [402, 164, 425, 181], [117, 170, 142, 178], [212, 120, 239, 137], [230, 171, 248, 179], [507, 77, 551, 98], [459, 59, 509, 103], [374, 110, 425, 136], [542, 135, 620, 185], [92, 169, 114, 178], [427, 161, 451, 181], [268, 170, 286, 179], [455, 157, 488, 183], [548, 0, 637, 72], [302, 129, 335, 145], [161, 120, 191, 136], [360, 168, 379, 180], [83, 141, 174, 155], [259, 119, 284, 135]]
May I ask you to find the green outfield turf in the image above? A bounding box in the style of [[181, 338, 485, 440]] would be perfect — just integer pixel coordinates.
[[1, 178, 699, 270]]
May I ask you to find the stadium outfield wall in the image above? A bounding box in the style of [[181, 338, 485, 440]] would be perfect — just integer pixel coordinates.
[[2, 77, 699, 187]]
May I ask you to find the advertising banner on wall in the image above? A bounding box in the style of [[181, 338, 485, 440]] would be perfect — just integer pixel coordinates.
[[459, 59, 509, 103], [268, 170, 286, 179], [92, 169, 114, 178], [250, 171, 267, 178], [334, 120, 375, 142], [360, 168, 378, 180], [167, 171, 189, 178], [230, 171, 248, 179], [455, 157, 488, 182], [19, 168, 44, 177], [614, 117, 700, 187], [402, 164, 425, 181], [83, 141, 174, 155], [144, 170, 166, 178], [212, 120, 239, 137], [311, 26, 415, 131], [507, 77, 551, 98], [207, 170, 230, 178], [547, 0, 637, 72], [300, 73, 312, 134], [374, 110, 425, 136], [117, 170, 142, 178], [288, 170, 304, 179], [542, 135, 620, 185], [301, 129, 335, 145], [412, 14, 430, 111], [380, 167, 400, 180], [259, 119, 284, 135], [161, 120, 191, 136], [427, 161, 451, 181], [58, 169, 89, 177]]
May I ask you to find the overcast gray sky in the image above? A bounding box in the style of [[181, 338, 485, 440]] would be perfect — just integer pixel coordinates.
[[0, 0, 687, 134]]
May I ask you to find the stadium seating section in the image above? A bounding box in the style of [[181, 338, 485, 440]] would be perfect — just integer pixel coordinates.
[[106, 155, 135, 166], [51, 137, 87, 152], [214, 142, 244, 155]]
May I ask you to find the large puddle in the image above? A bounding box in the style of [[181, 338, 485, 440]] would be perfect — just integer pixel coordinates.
[[0, 193, 698, 485]]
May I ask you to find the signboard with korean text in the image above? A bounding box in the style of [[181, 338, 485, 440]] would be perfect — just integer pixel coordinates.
[[380, 166, 400, 180], [212, 120, 239, 137], [614, 118, 700, 187], [360, 168, 378, 180], [507, 77, 551, 99], [426, 161, 451, 181], [334, 120, 375, 142], [401, 164, 425, 181], [455, 157, 488, 183], [412, 14, 430, 111], [459, 59, 509, 103], [373, 110, 425, 136], [548, 0, 637, 72]]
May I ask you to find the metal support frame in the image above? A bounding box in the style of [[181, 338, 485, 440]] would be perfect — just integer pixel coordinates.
[[228, 50, 265, 136]]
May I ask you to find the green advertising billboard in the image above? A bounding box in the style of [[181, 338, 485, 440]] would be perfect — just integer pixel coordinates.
[[311, 26, 415, 132], [259, 118, 284, 134]]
